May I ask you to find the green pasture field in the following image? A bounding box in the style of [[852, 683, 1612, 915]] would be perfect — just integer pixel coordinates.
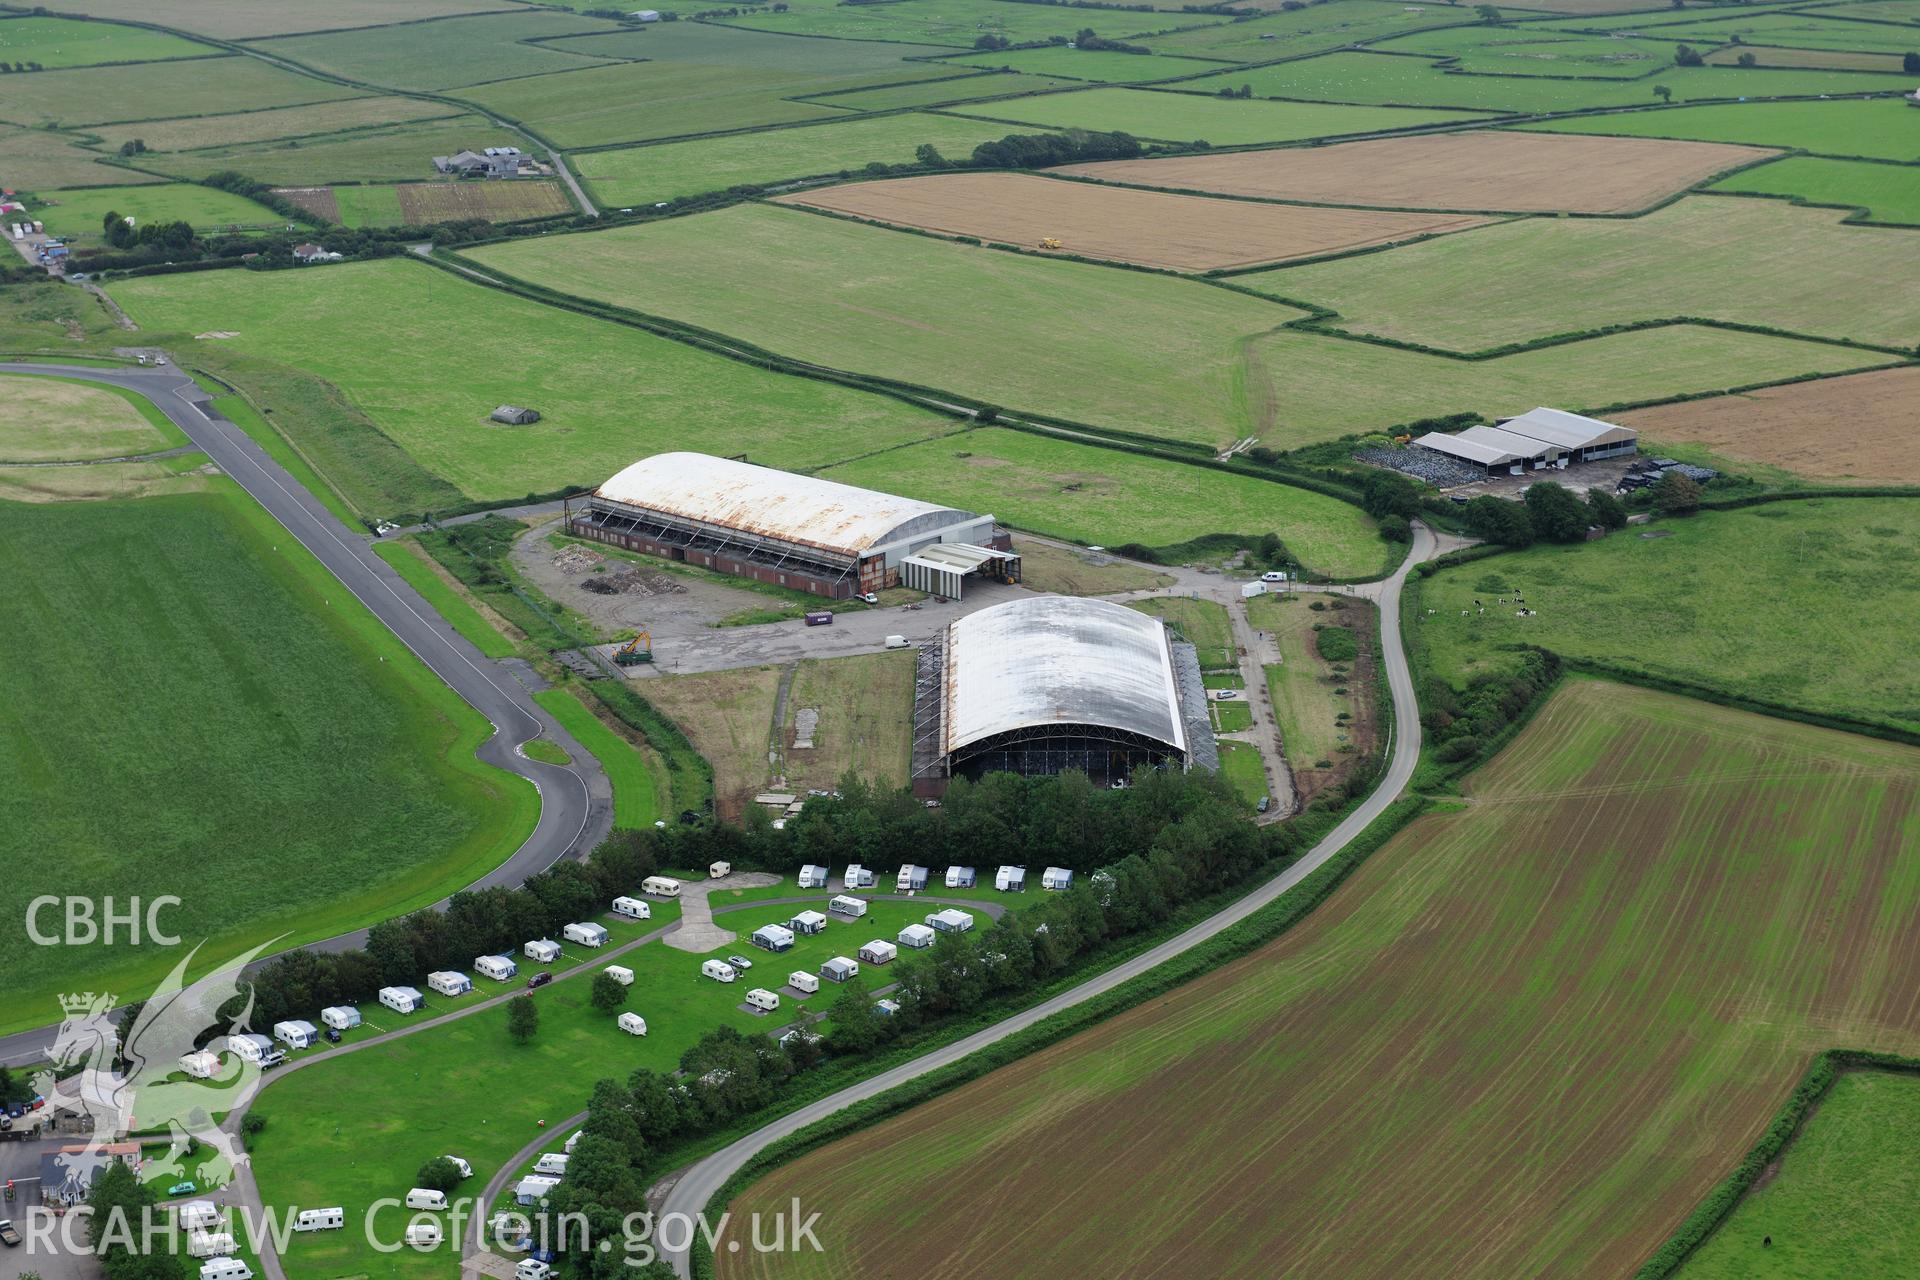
[[1143, 0, 1480, 62], [0, 55, 358, 128], [1213, 740, 1267, 806], [111, 259, 956, 513], [23, 0, 525, 40], [374, 538, 516, 659], [0, 277, 131, 351], [534, 686, 668, 827], [1415, 498, 1920, 734], [715, 0, 1195, 47], [31, 182, 283, 242], [1710, 155, 1920, 224], [251, 892, 962, 1280], [718, 679, 1920, 1280], [1253, 196, 1920, 351], [0, 373, 182, 461], [463, 202, 1309, 451], [1650, 10, 1920, 53], [1678, 1070, 1920, 1279], [0, 481, 534, 1038], [822, 428, 1387, 579], [1704, 44, 1909, 72], [249, 10, 631, 92], [138, 114, 530, 186], [1199, 50, 1917, 111], [329, 184, 405, 227], [452, 22, 956, 146], [1521, 97, 1920, 160], [571, 112, 1062, 207], [1130, 596, 1235, 668], [1250, 322, 1882, 446], [945, 85, 1494, 143], [0, 14, 213, 67], [0, 124, 154, 191], [949, 48, 1227, 83], [1374, 25, 1682, 77], [799, 71, 1077, 111], [86, 97, 466, 154], [1212, 699, 1254, 732], [1815, 0, 1920, 19]]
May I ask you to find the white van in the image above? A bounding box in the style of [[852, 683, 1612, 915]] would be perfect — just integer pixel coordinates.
[[701, 958, 737, 983], [617, 1011, 648, 1036], [405, 1222, 442, 1249], [641, 876, 681, 898], [745, 988, 780, 1013], [293, 1208, 344, 1232], [405, 1188, 448, 1211], [884, 635, 909, 649]]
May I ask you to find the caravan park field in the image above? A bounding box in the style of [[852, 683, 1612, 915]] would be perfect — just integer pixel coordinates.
[[779, 171, 1493, 272], [0, 483, 530, 1036], [1059, 130, 1779, 215], [719, 680, 1920, 1279], [1617, 367, 1920, 486]]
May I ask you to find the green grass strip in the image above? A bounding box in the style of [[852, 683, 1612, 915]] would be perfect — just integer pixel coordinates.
[[372, 537, 517, 659], [534, 685, 666, 828]]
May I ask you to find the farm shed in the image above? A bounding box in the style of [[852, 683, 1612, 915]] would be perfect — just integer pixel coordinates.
[[945, 865, 976, 888], [790, 909, 828, 934], [896, 864, 929, 892], [928, 908, 975, 933], [379, 986, 424, 1014], [428, 970, 473, 997], [821, 956, 860, 983], [797, 864, 830, 889], [898, 539, 1022, 600], [1413, 428, 1556, 476], [859, 939, 898, 965], [320, 1005, 361, 1031], [476, 954, 518, 981], [752, 923, 796, 952], [566, 452, 1008, 599], [913, 596, 1206, 796], [490, 405, 540, 425], [1496, 407, 1639, 462], [899, 923, 936, 949]]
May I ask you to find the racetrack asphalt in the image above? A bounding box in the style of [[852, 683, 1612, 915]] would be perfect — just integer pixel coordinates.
[[655, 521, 1439, 1277], [0, 361, 613, 1067]]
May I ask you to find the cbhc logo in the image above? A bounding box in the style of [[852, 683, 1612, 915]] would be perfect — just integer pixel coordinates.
[[24, 896, 182, 946]]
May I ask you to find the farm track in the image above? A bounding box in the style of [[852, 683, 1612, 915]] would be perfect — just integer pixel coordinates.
[[0, 361, 612, 1068], [655, 521, 1441, 1276]]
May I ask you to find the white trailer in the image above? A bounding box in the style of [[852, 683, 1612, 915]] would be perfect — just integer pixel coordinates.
[[928, 908, 975, 934], [178, 1201, 219, 1230], [229, 1034, 284, 1068], [745, 988, 780, 1013], [701, 959, 737, 983], [320, 1006, 361, 1031], [273, 1020, 318, 1050], [563, 922, 609, 948], [611, 895, 650, 920], [524, 939, 560, 964], [896, 864, 928, 892], [515, 1176, 559, 1205], [843, 864, 875, 889], [427, 971, 473, 998], [995, 865, 1026, 892], [405, 1189, 448, 1211], [200, 1259, 253, 1280], [788, 971, 819, 994], [641, 876, 682, 898], [1042, 867, 1074, 892], [379, 986, 424, 1014], [476, 954, 518, 982], [604, 964, 634, 986], [858, 940, 898, 965], [945, 866, 976, 889], [534, 1153, 570, 1177], [292, 1208, 344, 1232], [898, 924, 936, 949], [617, 1011, 648, 1036], [188, 1232, 237, 1259], [179, 1051, 221, 1079], [709, 861, 732, 879], [796, 864, 829, 889], [828, 894, 867, 918]]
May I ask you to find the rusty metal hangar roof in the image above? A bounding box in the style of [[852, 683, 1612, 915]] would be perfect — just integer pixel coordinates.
[[594, 452, 979, 559], [942, 596, 1187, 759]]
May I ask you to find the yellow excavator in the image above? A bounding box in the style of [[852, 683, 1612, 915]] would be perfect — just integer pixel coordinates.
[[1038, 237, 1062, 250], [614, 630, 653, 666]]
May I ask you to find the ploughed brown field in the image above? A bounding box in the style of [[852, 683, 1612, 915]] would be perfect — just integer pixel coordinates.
[[776, 171, 1493, 271], [272, 186, 340, 222], [719, 681, 1920, 1280], [1621, 366, 1920, 485], [393, 181, 570, 224], [1056, 130, 1780, 215]]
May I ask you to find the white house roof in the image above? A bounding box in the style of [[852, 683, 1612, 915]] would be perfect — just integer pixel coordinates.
[[1497, 406, 1638, 450], [942, 596, 1186, 758], [594, 452, 979, 559]]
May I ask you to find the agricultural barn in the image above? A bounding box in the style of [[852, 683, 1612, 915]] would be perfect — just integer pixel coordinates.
[[566, 452, 1018, 600], [1415, 406, 1637, 476], [911, 596, 1216, 796], [491, 404, 540, 425]]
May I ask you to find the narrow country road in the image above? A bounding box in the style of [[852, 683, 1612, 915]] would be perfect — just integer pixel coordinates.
[[0, 361, 613, 1067], [657, 522, 1441, 1277]]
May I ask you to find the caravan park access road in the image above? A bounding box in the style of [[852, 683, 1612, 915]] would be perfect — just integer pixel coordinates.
[[0, 361, 613, 1068], [658, 522, 1440, 1277]]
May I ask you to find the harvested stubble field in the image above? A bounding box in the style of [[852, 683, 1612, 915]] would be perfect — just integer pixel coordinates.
[[1521, 98, 1920, 162], [1061, 129, 1778, 215], [0, 375, 180, 462], [719, 679, 1920, 1280], [820, 428, 1388, 578], [778, 171, 1493, 271], [946, 86, 1493, 145], [390, 181, 571, 223], [1617, 367, 1920, 486], [1255, 197, 1920, 351], [111, 259, 954, 513], [86, 96, 463, 154]]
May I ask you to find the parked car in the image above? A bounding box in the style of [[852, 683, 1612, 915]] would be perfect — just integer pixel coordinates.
[[1216, 690, 1239, 700], [0, 1219, 21, 1247], [858, 592, 878, 604], [324, 1027, 342, 1043], [725, 955, 754, 971], [167, 1181, 197, 1196], [0, 1116, 10, 1131], [527, 972, 554, 989], [1256, 795, 1271, 814]]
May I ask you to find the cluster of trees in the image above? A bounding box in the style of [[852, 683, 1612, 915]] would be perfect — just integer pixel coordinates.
[[0, 1064, 29, 1105], [1675, 43, 1705, 66], [0, 60, 47, 73], [1357, 469, 1423, 544], [1421, 649, 1562, 765], [87, 1164, 185, 1280], [1053, 28, 1151, 53], [966, 128, 1144, 168], [1906, 51, 1920, 73], [973, 33, 1012, 49], [1459, 481, 1627, 548], [116, 139, 147, 156], [98, 210, 194, 252], [1215, 83, 1254, 98]]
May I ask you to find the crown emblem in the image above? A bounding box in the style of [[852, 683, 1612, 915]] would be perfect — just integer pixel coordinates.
[[59, 992, 116, 1017]]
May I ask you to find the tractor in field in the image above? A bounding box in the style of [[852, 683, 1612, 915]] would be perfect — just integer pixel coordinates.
[[1038, 237, 1062, 250], [614, 630, 653, 666]]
